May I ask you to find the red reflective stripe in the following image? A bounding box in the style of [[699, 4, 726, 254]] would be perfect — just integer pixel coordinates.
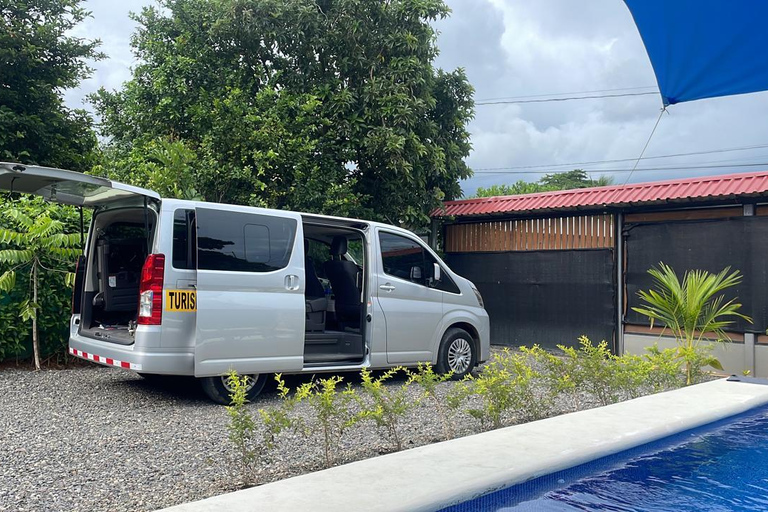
[[69, 348, 141, 370]]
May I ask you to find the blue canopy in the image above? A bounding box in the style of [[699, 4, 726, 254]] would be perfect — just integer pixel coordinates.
[[625, 0, 768, 106]]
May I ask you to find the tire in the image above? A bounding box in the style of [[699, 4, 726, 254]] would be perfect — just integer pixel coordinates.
[[436, 328, 477, 379], [200, 373, 269, 405]]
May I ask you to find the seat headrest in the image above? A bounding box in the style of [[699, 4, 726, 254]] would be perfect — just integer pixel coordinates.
[[330, 236, 348, 256]]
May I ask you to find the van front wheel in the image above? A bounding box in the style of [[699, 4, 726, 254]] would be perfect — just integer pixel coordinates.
[[436, 328, 476, 379], [200, 373, 268, 405]]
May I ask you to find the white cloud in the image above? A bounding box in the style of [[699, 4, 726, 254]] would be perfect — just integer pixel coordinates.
[[435, 0, 768, 196]]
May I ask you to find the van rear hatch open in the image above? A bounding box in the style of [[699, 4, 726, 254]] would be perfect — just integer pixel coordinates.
[[0, 162, 159, 207], [0, 162, 161, 345]]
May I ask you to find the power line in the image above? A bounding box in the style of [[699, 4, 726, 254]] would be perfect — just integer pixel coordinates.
[[476, 91, 658, 105], [475, 85, 659, 103], [472, 162, 768, 175], [472, 142, 768, 172], [623, 107, 666, 185]]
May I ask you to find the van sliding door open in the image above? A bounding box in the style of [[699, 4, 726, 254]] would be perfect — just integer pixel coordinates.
[[193, 206, 305, 376]]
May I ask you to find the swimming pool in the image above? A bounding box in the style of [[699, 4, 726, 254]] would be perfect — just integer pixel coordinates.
[[440, 405, 768, 512]]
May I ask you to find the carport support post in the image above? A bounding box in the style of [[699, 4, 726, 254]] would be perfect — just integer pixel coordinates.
[[615, 212, 624, 356]]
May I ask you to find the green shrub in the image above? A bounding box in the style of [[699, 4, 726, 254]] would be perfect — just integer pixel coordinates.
[[354, 367, 412, 452], [257, 374, 303, 452], [451, 350, 518, 430], [567, 337, 620, 407], [407, 363, 454, 440], [224, 371, 259, 485], [224, 372, 301, 486], [450, 348, 555, 430], [504, 349, 554, 422], [294, 375, 358, 468], [521, 344, 584, 412], [523, 337, 684, 410]]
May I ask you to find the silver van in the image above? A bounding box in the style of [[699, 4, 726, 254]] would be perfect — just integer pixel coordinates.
[[0, 163, 489, 403]]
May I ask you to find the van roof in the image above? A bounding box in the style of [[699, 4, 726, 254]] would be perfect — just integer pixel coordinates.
[[159, 198, 417, 237]]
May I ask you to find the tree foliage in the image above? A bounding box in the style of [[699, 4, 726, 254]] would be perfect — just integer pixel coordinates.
[[0, 0, 103, 171], [92, 0, 474, 226], [0, 197, 82, 367], [474, 170, 613, 198]]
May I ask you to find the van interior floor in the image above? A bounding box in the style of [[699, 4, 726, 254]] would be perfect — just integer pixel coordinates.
[[304, 331, 364, 364]]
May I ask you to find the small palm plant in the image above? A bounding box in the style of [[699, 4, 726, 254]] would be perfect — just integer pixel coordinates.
[[0, 208, 80, 369], [632, 263, 752, 385]]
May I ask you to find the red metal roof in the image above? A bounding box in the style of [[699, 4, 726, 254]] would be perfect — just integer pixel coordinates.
[[432, 170, 768, 218]]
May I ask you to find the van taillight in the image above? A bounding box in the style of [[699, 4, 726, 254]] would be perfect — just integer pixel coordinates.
[[138, 254, 165, 325]]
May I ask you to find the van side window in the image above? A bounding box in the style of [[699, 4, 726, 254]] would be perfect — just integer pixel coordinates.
[[379, 232, 459, 292], [196, 208, 296, 272], [172, 209, 196, 270], [379, 232, 426, 284]]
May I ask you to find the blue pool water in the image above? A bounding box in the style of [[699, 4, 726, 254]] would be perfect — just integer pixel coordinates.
[[441, 406, 768, 512]]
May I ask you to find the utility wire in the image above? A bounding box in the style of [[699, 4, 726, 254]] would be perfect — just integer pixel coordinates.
[[476, 91, 658, 105], [472, 162, 768, 175], [623, 108, 667, 184], [475, 85, 658, 103], [473, 142, 768, 172]]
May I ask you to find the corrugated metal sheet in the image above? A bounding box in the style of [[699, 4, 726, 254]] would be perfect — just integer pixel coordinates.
[[432, 170, 768, 218]]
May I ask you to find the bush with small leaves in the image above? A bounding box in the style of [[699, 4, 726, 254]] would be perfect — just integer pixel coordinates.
[[407, 363, 454, 440], [225, 371, 259, 485], [295, 376, 359, 468], [354, 367, 412, 452], [225, 372, 302, 486], [455, 350, 519, 430], [644, 347, 682, 388], [258, 374, 303, 453], [503, 350, 554, 422], [522, 344, 585, 412], [567, 336, 620, 407]]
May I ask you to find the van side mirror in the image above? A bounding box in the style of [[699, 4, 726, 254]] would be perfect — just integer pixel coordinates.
[[410, 266, 423, 281], [433, 263, 441, 282]]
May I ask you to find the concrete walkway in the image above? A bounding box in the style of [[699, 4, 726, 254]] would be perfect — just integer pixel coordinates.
[[159, 378, 768, 512]]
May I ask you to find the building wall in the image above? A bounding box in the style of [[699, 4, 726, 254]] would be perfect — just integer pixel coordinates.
[[444, 213, 616, 350]]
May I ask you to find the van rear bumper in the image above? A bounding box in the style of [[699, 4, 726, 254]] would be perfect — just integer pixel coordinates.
[[69, 332, 194, 376]]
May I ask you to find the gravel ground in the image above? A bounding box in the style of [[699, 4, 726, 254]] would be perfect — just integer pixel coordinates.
[[0, 349, 669, 512]]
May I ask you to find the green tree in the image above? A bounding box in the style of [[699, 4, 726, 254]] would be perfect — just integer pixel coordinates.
[[474, 170, 613, 198], [0, 206, 80, 369], [632, 263, 752, 385], [91, 0, 474, 226], [0, 0, 103, 171], [474, 181, 555, 198], [539, 169, 612, 190]]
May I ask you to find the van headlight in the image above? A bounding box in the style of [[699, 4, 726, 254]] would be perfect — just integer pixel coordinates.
[[470, 283, 484, 308]]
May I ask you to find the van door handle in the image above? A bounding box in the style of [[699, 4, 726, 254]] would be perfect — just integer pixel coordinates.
[[379, 283, 395, 292], [285, 274, 300, 291]]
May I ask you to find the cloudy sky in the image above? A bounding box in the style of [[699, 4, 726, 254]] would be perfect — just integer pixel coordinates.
[[66, 0, 768, 197]]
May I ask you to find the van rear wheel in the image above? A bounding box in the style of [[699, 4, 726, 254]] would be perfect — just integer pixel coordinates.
[[200, 373, 268, 405], [436, 328, 476, 379]]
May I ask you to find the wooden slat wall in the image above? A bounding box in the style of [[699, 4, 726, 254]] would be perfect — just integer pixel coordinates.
[[445, 214, 614, 253]]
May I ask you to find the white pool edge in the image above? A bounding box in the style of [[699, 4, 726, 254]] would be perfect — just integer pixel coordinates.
[[159, 378, 768, 512]]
